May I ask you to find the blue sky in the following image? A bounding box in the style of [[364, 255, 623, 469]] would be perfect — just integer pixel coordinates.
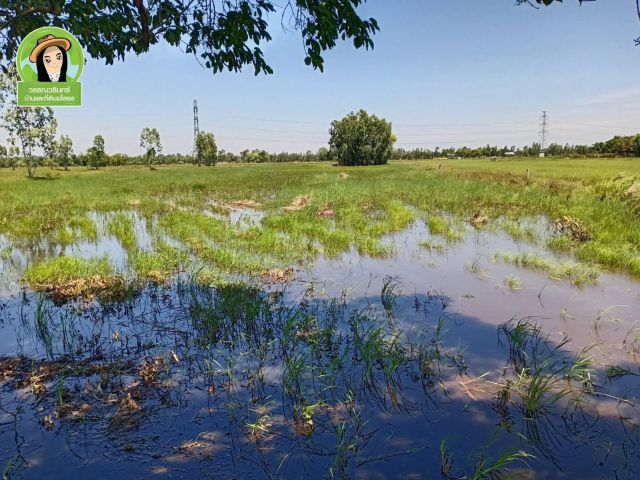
[[23, 1, 640, 154]]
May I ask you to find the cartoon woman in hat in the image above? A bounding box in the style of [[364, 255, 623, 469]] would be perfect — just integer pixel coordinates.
[[29, 34, 71, 82]]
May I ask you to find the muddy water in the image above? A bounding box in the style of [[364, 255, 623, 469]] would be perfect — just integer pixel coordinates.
[[0, 217, 639, 479]]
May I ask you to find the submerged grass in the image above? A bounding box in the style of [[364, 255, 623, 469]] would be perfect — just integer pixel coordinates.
[[440, 439, 533, 480], [499, 218, 540, 244], [106, 213, 137, 251], [161, 210, 303, 273], [427, 214, 464, 243], [129, 242, 187, 281], [503, 275, 523, 290], [494, 251, 600, 286], [1, 273, 636, 476]]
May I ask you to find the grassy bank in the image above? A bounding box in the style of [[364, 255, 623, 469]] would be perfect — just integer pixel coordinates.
[[1, 157, 639, 288]]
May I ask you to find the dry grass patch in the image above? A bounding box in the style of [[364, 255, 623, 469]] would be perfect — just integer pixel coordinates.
[[552, 215, 590, 242], [35, 275, 126, 303], [230, 199, 262, 208], [261, 267, 295, 284], [140, 356, 167, 385]]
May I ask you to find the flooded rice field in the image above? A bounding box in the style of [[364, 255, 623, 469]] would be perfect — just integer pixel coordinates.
[[1, 213, 639, 479]]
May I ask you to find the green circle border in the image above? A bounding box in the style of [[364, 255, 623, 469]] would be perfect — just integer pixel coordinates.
[[16, 26, 84, 82]]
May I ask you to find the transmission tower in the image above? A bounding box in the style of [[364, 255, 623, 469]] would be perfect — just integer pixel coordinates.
[[538, 110, 549, 153], [193, 99, 200, 155]]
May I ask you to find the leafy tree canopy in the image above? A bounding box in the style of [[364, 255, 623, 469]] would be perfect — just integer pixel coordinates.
[[329, 109, 395, 166], [140, 127, 162, 168], [87, 134, 106, 169], [195, 131, 217, 166], [1, 1, 638, 76], [0, 0, 379, 74]]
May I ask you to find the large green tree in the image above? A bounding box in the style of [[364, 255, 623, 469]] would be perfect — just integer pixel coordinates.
[[0, 1, 379, 74], [329, 110, 395, 166], [194, 131, 218, 166]]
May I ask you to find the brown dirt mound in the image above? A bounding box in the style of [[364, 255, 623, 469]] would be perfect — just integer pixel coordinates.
[[284, 195, 312, 212], [470, 211, 489, 227], [317, 206, 335, 218]]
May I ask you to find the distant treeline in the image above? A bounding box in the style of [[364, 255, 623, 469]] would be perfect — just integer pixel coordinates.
[[394, 134, 640, 159], [0, 148, 333, 168], [1, 134, 639, 169]]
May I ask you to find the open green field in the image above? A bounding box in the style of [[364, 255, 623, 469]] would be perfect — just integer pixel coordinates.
[[1, 157, 639, 290], [429, 157, 640, 181]]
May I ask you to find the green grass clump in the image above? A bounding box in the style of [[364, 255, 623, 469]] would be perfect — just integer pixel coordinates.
[[106, 213, 137, 251], [440, 440, 533, 480], [495, 251, 599, 286], [23, 256, 113, 285], [194, 267, 226, 286], [504, 275, 523, 290], [130, 243, 187, 281], [500, 219, 539, 243], [547, 235, 573, 252], [595, 174, 640, 215], [58, 214, 98, 244], [427, 214, 464, 242], [161, 210, 302, 273]]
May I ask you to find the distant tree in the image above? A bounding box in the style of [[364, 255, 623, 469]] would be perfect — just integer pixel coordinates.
[[110, 153, 128, 167], [44, 138, 58, 169], [317, 147, 330, 161], [547, 143, 563, 156], [604, 135, 635, 157], [0, 65, 58, 178], [329, 110, 396, 166], [0, 66, 58, 178], [7, 145, 19, 169], [634, 134, 640, 156], [195, 131, 217, 166], [56, 135, 74, 170], [529, 142, 542, 157], [140, 128, 162, 169], [87, 135, 106, 170]]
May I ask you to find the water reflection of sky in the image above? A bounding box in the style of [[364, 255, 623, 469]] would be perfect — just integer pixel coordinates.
[[1, 208, 640, 479]]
